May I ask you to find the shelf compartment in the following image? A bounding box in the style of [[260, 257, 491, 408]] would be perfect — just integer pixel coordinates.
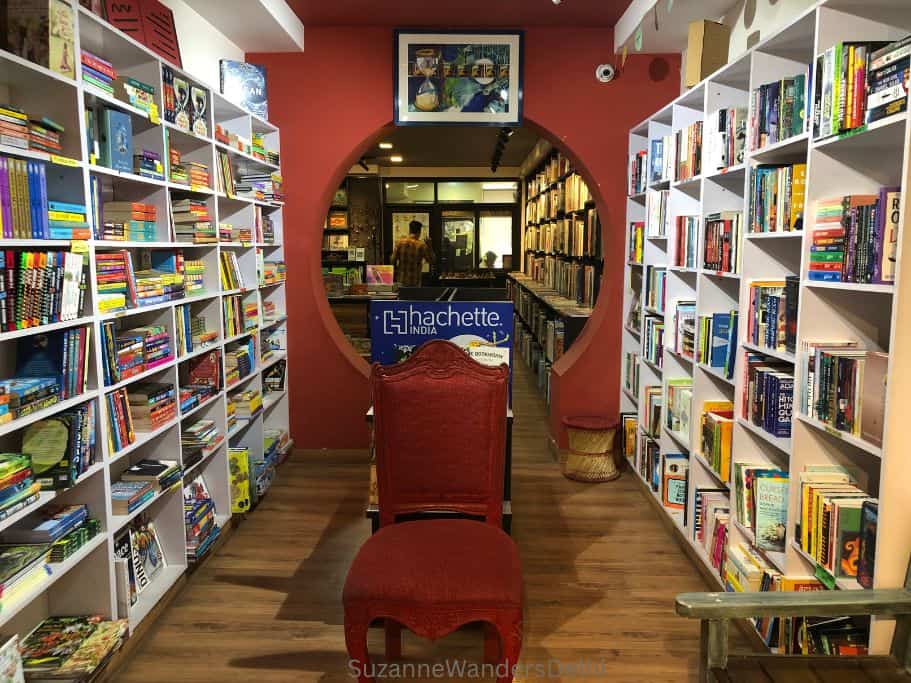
[[732, 519, 787, 573], [109, 415, 179, 464], [697, 363, 735, 386], [795, 413, 883, 458], [791, 542, 864, 590], [664, 425, 691, 452], [692, 451, 729, 489]]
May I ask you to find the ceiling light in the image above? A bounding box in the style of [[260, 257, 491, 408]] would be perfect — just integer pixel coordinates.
[[390, 155, 403, 163], [379, 142, 393, 149]]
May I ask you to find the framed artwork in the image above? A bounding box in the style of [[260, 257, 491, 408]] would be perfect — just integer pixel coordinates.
[[394, 30, 523, 126]]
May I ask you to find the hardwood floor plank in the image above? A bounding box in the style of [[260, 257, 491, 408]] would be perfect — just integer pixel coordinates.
[[115, 359, 715, 682]]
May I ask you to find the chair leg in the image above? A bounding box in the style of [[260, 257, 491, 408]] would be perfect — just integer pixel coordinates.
[[495, 614, 522, 683], [385, 620, 402, 660], [344, 614, 374, 683], [484, 622, 501, 664]]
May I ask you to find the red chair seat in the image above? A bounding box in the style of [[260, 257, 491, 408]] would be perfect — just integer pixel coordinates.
[[344, 519, 522, 607]]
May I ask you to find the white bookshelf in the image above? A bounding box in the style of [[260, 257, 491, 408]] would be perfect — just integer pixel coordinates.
[[0, 3, 292, 649], [621, 0, 911, 654]]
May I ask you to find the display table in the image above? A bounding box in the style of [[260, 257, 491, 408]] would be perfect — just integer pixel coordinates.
[[364, 407, 514, 534]]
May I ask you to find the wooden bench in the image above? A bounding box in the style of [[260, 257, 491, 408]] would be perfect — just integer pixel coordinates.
[[676, 587, 911, 682]]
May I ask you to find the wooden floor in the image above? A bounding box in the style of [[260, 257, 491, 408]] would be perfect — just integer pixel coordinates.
[[117, 360, 715, 682]]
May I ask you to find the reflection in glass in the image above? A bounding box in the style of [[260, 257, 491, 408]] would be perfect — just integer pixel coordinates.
[[479, 210, 512, 269], [441, 211, 475, 273]]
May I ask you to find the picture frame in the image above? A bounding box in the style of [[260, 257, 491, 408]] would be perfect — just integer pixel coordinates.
[[394, 30, 524, 126]]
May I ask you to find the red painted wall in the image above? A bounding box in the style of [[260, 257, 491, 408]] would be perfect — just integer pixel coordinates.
[[249, 28, 679, 448]]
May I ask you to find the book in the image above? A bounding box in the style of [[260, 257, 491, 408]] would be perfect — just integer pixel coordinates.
[[99, 108, 132, 173], [754, 472, 789, 552], [130, 521, 165, 591], [219, 60, 268, 120], [857, 500, 878, 589]]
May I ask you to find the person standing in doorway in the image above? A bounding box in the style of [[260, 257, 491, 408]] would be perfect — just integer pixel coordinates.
[[391, 220, 435, 287]]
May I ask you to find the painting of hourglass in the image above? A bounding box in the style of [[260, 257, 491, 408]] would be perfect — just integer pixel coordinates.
[[395, 31, 523, 126]]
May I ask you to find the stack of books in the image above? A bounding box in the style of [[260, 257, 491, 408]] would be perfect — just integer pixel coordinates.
[[235, 172, 273, 201], [748, 164, 807, 233], [181, 419, 220, 454], [95, 251, 132, 312], [261, 261, 286, 285], [110, 480, 154, 514], [81, 51, 116, 94], [48, 518, 102, 563], [749, 73, 808, 150], [127, 382, 176, 432], [231, 389, 262, 419], [172, 198, 215, 244], [225, 339, 255, 386], [48, 200, 89, 240], [114, 77, 156, 115], [810, 188, 902, 284], [28, 118, 63, 155], [184, 476, 221, 562], [121, 458, 181, 492], [0, 455, 40, 521], [0, 105, 29, 149], [102, 201, 158, 242], [182, 256, 206, 295], [188, 161, 211, 190], [20, 617, 128, 680], [134, 267, 185, 306], [169, 146, 188, 184], [133, 149, 164, 181], [181, 349, 221, 410], [0, 250, 87, 327], [100, 323, 173, 385], [5, 504, 89, 544], [0, 543, 51, 609]]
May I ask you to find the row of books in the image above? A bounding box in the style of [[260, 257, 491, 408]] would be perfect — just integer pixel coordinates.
[[106, 382, 177, 453], [810, 188, 901, 284], [668, 299, 695, 359], [694, 486, 729, 575], [645, 188, 670, 237], [216, 150, 237, 197], [0, 104, 64, 156], [746, 277, 799, 355], [220, 251, 246, 290], [674, 215, 698, 269], [0, 250, 86, 330], [523, 211, 600, 258], [15, 326, 91, 404], [175, 304, 217, 356], [748, 163, 806, 234], [814, 36, 910, 139], [697, 310, 738, 379], [0, 157, 82, 240], [742, 353, 794, 439], [181, 418, 223, 473], [526, 152, 572, 197], [703, 211, 742, 273], [643, 386, 662, 438], [628, 149, 648, 195], [0, 455, 41, 523], [185, 475, 221, 562], [645, 265, 667, 312], [732, 464, 788, 553], [530, 256, 599, 307], [800, 343, 887, 446], [704, 107, 747, 172], [22, 402, 96, 490], [665, 378, 692, 437], [81, 50, 115, 95], [226, 339, 256, 386], [643, 315, 664, 368], [235, 171, 283, 203], [796, 466, 877, 587], [700, 401, 733, 482], [675, 121, 703, 182], [102, 201, 157, 242], [223, 294, 258, 338], [749, 73, 808, 151], [628, 221, 644, 264], [624, 351, 639, 396], [96, 250, 186, 313], [102, 321, 170, 388]]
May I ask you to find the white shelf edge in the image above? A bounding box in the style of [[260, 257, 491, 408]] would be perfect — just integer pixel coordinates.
[[0, 392, 98, 439], [736, 417, 792, 455], [795, 413, 883, 458]]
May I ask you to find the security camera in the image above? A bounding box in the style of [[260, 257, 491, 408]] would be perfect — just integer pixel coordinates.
[[595, 63, 616, 83]]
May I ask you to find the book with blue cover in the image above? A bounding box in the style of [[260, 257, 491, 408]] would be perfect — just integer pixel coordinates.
[[100, 108, 133, 173], [219, 60, 268, 120], [710, 313, 731, 368]]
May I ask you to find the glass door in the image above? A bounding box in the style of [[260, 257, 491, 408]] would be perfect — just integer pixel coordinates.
[[440, 210, 476, 274], [479, 209, 513, 270]]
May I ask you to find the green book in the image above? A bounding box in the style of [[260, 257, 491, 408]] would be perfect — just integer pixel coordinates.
[[754, 472, 789, 552], [809, 251, 844, 262]]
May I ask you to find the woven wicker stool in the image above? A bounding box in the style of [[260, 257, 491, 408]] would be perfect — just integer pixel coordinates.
[[561, 416, 619, 482]]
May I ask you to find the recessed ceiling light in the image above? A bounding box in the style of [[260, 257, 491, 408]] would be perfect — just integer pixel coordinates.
[[390, 155, 403, 163], [379, 142, 393, 149]]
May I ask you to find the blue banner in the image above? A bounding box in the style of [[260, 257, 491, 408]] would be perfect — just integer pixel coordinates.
[[370, 300, 513, 369]]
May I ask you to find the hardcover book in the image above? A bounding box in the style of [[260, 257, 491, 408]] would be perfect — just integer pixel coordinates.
[[219, 60, 268, 120], [100, 108, 133, 173]]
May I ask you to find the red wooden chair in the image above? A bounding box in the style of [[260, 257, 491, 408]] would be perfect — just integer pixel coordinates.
[[343, 340, 523, 683]]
